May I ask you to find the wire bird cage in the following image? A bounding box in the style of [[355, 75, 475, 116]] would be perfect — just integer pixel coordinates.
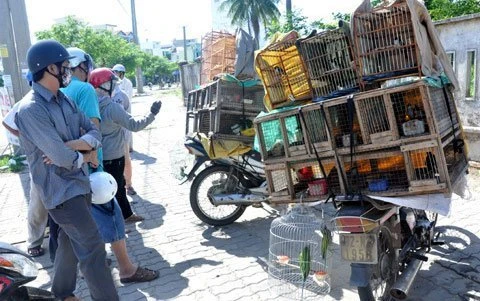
[[200, 31, 236, 85], [298, 28, 359, 101], [268, 205, 332, 300]]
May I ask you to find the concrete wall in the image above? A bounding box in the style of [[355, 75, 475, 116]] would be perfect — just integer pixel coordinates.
[[435, 14, 480, 161], [435, 14, 480, 127]]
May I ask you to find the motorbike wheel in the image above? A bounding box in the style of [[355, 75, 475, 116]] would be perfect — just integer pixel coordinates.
[[5, 286, 57, 300], [190, 165, 246, 226], [358, 227, 399, 301]]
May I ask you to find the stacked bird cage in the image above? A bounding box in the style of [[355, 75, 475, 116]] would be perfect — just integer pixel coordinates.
[[255, 32, 313, 110], [353, 0, 421, 90], [254, 102, 333, 164], [268, 205, 332, 300], [186, 78, 265, 144], [252, 0, 468, 203], [200, 31, 236, 85], [298, 26, 359, 102], [264, 159, 340, 203]]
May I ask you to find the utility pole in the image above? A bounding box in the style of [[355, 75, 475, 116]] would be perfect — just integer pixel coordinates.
[[130, 0, 144, 94], [0, 0, 31, 104], [183, 26, 187, 62]]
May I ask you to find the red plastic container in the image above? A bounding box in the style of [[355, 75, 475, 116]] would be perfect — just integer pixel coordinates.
[[308, 179, 328, 196]]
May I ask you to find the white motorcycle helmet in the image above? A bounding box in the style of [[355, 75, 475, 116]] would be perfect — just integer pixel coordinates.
[[89, 172, 118, 205], [67, 47, 94, 72], [112, 64, 126, 73]]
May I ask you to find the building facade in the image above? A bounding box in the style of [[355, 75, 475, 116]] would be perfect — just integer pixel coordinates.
[[435, 13, 480, 160]]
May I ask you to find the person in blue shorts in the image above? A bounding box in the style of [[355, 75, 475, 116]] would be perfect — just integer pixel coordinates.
[[58, 47, 158, 284]]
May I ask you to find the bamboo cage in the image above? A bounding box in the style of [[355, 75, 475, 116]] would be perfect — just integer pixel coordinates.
[[353, 0, 421, 89], [323, 96, 364, 149], [213, 79, 265, 112], [200, 31, 236, 85], [265, 159, 341, 204], [255, 34, 313, 109], [298, 28, 359, 101], [254, 102, 332, 163]]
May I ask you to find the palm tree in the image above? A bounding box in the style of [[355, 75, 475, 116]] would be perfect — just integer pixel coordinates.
[[218, 0, 280, 49]]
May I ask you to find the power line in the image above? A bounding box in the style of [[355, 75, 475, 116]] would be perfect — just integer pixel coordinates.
[[114, 0, 130, 17]]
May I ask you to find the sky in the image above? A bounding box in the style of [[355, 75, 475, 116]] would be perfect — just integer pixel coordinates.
[[25, 0, 365, 45]]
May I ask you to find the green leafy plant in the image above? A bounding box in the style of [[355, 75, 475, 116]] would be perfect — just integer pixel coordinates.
[[0, 155, 26, 173]]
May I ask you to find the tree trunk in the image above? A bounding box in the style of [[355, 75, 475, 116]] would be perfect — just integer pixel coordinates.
[[286, 0, 292, 28]]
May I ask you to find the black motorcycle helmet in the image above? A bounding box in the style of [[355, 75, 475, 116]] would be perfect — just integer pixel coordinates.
[[27, 39, 75, 75]]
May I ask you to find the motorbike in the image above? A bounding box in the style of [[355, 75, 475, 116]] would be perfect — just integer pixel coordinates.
[[182, 134, 269, 226], [182, 134, 442, 300], [332, 194, 441, 301], [0, 241, 56, 300]]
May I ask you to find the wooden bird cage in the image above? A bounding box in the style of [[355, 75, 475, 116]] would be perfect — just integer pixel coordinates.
[[353, 0, 421, 89], [323, 96, 365, 150], [264, 158, 341, 204], [298, 28, 359, 101], [254, 102, 332, 164], [213, 79, 265, 112], [201, 31, 236, 84], [255, 33, 313, 109]]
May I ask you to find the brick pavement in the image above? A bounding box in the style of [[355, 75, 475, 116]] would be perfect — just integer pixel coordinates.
[[0, 91, 479, 300]]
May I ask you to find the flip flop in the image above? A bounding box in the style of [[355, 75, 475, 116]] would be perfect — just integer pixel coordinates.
[[125, 214, 144, 223], [120, 267, 159, 284], [27, 246, 44, 257], [126, 186, 137, 195]]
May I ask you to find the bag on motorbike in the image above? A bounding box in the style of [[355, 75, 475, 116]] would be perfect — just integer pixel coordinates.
[[197, 133, 251, 159]]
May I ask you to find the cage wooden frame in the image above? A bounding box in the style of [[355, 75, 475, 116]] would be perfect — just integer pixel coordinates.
[[213, 78, 265, 112], [322, 81, 461, 155], [264, 157, 341, 204], [212, 107, 258, 144], [400, 140, 449, 194], [298, 28, 359, 100], [200, 31, 236, 85], [254, 102, 334, 164], [256, 37, 313, 109], [322, 95, 365, 151], [352, 0, 422, 89]]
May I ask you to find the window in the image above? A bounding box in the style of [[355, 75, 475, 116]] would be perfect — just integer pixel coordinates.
[[466, 50, 477, 99], [446, 51, 455, 71]]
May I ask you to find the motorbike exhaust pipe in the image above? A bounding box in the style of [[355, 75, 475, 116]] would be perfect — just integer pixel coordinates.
[[390, 250, 426, 300], [210, 194, 269, 205]]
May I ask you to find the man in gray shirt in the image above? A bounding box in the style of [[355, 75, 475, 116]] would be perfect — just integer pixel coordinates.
[[16, 39, 118, 301]]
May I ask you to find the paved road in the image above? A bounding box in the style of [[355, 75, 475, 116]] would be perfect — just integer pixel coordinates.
[[0, 91, 479, 300]]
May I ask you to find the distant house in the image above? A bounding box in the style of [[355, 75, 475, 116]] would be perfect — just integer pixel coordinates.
[[116, 30, 135, 43], [435, 13, 480, 160]]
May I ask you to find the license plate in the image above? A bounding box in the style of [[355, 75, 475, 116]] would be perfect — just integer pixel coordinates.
[[340, 233, 378, 264]]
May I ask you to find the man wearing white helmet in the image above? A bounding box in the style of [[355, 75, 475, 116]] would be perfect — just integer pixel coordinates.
[[112, 64, 133, 100], [112, 63, 136, 195]]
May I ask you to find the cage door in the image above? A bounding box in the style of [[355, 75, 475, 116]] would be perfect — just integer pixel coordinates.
[[401, 140, 448, 193]]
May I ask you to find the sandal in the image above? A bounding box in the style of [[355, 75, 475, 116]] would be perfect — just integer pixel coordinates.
[[120, 266, 159, 284], [125, 214, 144, 223], [27, 246, 44, 257], [126, 186, 137, 196]]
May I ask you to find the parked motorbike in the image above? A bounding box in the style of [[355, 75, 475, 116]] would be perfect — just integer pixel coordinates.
[[182, 134, 268, 226], [183, 134, 441, 300], [332, 195, 440, 301], [0, 241, 56, 300]]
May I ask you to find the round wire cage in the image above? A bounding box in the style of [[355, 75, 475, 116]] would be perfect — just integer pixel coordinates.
[[268, 204, 332, 300]]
